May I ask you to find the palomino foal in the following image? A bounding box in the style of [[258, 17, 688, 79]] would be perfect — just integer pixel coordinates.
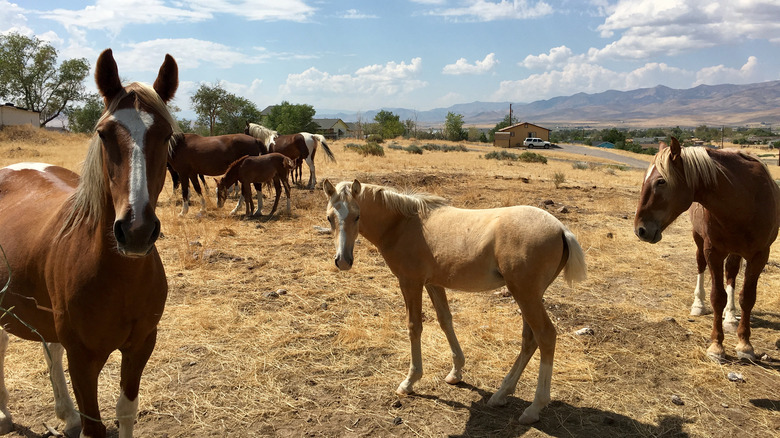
[[324, 179, 587, 424], [0, 49, 178, 437]]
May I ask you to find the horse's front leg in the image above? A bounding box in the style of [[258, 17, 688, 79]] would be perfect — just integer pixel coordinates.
[[690, 232, 710, 316], [65, 345, 110, 438], [43, 343, 81, 436], [734, 251, 768, 360], [306, 157, 316, 189], [230, 194, 243, 215], [267, 179, 281, 217], [425, 284, 465, 385], [241, 183, 254, 217], [706, 250, 728, 361], [397, 279, 425, 396], [117, 330, 157, 438], [179, 176, 191, 216]]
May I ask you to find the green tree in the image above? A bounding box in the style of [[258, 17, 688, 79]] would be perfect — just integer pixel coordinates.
[[64, 93, 102, 133], [444, 112, 465, 142], [216, 94, 261, 135], [373, 110, 405, 139], [264, 101, 317, 135], [191, 83, 228, 135], [0, 33, 90, 126], [489, 114, 513, 142]]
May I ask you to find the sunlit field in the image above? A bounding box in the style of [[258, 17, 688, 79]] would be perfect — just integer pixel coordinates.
[[1, 125, 779, 437]]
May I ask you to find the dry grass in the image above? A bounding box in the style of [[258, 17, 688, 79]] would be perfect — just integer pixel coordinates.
[[1, 127, 779, 437]]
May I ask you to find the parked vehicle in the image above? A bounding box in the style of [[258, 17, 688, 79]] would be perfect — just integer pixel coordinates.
[[523, 137, 551, 149]]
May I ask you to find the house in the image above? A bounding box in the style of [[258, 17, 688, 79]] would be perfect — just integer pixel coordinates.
[[494, 122, 550, 148], [0, 103, 40, 128], [312, 118, 350, 139]]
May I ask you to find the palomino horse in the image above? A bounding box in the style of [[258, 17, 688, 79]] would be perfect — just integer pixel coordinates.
[[168, 132, 267, 215], [244, 125, 335, 189], [635, 137, 779, 361], [323, 179, 587, 424], [217, 153, 294, 217], [689, 203, 741, 329], [0, 49, 178, 437]]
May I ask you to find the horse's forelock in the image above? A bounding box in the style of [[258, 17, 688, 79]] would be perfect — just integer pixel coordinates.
[[654, 146, 722, 190]]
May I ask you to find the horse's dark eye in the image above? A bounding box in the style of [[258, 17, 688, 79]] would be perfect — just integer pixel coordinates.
[[355, 215, 360, 222], [657, 179, 666, 186]]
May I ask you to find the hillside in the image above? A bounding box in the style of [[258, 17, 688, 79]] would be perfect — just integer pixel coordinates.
[[317, 81, 780, 128]]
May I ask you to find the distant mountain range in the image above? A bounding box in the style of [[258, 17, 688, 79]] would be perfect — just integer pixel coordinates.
[[316, 81, 780, 128]]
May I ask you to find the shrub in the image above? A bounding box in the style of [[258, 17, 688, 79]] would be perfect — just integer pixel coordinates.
[[366, 134, 384, 144], [519, 152, 547, 164], [388, 143, 402, 150], [422, 143, 468, 152], [404, 145, 423, 155], [572, 161, 588, 170], [358, 141, 385, 157], [484, 150, 518, 161], [553, 172, 566, 189]]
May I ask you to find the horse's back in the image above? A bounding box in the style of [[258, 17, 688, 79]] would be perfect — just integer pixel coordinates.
[[0, 163, 78, 341], [173, 133, 261, 175]]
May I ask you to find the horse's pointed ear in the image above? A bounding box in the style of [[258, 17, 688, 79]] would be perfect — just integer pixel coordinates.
[[670, 136, 682, 160], [658, 141, 668, 151], [246, 120, 250, 128], [153, 54, 178, 103], [95, 49, 123, 105], [351, 179, 361, 197], [323, 179, 336, 198]]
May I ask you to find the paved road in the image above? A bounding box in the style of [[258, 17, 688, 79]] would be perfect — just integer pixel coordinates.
[[552, 144, 650, 169]]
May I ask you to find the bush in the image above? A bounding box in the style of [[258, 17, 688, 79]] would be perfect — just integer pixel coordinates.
[[404, 145, 423, 155], [553, 172, 566, 189], [572, 161, 588, 170], [387, 143, 402, 150], [366, 134, 384, 144], [518, 152, 547, 164], [359, 141, 385, 157], [484, 150, 518, 161], [421, 143, 468, 152]]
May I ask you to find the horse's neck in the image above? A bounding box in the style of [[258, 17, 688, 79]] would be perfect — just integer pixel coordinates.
[[357, 197, 409, 248], [695, 155, 766, 222]]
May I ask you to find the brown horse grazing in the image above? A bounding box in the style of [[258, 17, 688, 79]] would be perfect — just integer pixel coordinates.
[[217, 153, 294, 217], [168, 133, 267, 215], [323, 179, 587, 424], [0, 49, 178, 437], [635, 137, 780, 361]]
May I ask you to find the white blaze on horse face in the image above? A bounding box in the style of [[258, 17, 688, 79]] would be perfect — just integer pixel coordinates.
[[644, 164, 656, 182], [110, 108, 154, 218], [333, 199, 351, 254]]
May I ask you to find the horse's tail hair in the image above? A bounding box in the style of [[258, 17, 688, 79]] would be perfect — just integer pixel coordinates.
[[561, 228, 587, 286], [315, 134, 336, 162]]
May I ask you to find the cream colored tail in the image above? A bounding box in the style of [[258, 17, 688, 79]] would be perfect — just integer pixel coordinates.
[[562, 229, 587, 286]]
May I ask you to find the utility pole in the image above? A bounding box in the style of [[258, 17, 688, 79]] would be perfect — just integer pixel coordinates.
[[509, 103, 513, 125]]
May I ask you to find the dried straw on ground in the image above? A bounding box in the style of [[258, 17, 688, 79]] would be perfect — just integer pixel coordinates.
[[0, 126, 778, 437]]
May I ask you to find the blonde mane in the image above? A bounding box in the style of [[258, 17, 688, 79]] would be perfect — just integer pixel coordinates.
[[60, 82, 180, 236], [654, 146, 723, 190], [337, 181, 449, 218], [247, 123, 277, 145]]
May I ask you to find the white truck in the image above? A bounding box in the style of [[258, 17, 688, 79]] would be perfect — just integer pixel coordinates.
[[523, 137, 551, 149]]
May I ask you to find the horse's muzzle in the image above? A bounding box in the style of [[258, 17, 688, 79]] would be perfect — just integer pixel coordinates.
[[334, 253, 353, 271], [114, 214, 161, 257], [635, 223, 662, 244]]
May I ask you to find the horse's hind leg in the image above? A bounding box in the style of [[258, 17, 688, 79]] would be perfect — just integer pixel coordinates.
[[43, 343, 80, 436], [282, 178, 291, 214], [305, 156, 316, 189], [734, 251, 767, 361], [690, 231, 710, 316], [190, 175, 207, 215], [425, 285, 465, 385], [0, 330, 13, 433], [267, 179, 281, 217], [252, 183, 263, 216], [179, 176, 191, 216], [723, 254, 741, 332], [490, 283, 555, 425]]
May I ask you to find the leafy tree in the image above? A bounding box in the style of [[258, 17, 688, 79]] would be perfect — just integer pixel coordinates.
[[264, 101, 317, 135], [444, 112, 465, 142], [191, 83, 228, 135], [373, 110, 405, 139], [216, 94, 261, 135], [64, 93, 102, 133], [0, 33, 90, 126], [489, 114, 513, 142]]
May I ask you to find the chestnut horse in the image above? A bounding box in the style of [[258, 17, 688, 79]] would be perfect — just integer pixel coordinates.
[[244, 124, 335, 189], [635, 138, 779, 361], [323, 179, 586, 424], [217, 153, 294, 217], [0, 49, 178, 437], [168, 133, 267, 215]]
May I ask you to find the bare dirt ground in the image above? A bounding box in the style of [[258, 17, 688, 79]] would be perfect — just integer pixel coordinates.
[[0, 128, 779, 437]]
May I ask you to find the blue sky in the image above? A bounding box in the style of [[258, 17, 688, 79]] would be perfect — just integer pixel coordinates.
[[3, 0, 780, 119]]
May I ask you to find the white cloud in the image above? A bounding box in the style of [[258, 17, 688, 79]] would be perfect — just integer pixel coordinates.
[[0, 0, 34, 36], [281, 58, 427, 108], [340, 9, 378, 19], [521, 46, 574, 70], [442, 53, 497, 75], [694, 56, 765, 85], [424, 0, 554, 22], [592, 0, 780, 60]]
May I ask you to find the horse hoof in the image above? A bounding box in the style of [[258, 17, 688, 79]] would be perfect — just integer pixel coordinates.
[[689, 306, 710, 316], [706, 349, 725, 363], [0, 416, 14, 434], [444, 373, 462, 385], [63, 425, 82, 438], [518, 409, 540, 425], [723, 321, 739, 333], [487, 393, 508, 407]]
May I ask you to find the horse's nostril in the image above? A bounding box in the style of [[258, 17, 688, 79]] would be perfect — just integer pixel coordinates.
[[637, 227, 646, 237], [114, 220, 127, 245]]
